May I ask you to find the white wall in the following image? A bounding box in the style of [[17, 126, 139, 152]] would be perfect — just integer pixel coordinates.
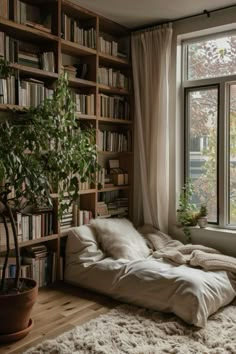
[[169, 7, 236, 256]]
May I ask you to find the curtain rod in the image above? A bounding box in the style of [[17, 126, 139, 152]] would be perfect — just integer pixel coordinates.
[[132, 3, 236, 32]]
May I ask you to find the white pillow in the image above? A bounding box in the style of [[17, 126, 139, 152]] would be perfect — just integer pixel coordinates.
[[66, 225, 105, 266], [90, 218, 150, 260]]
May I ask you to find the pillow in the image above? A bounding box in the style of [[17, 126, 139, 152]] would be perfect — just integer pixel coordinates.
[[66, 225, 105, 266], [90, 218, 150, 260]]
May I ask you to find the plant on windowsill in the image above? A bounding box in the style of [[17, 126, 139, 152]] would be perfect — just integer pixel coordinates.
[[0, 73, 98, 342], [177, 179, 198, 242], [197, 204, 208, 228]]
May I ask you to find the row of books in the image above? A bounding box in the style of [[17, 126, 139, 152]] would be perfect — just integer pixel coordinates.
[[19, 79, 54, 107], [73, 205, 93, 227], [61, 13, 96, 49], [18, 51, 55, 72], [100, 36, 118, 57], [98, 192, 129, 217], [98, 67, 129, 89], [72, 92, 95, 115], [99, 93, 130, 120], [0, 245, 57, 287], [0, 32, 55, 72], [79, 180, 93, 190], [0, 76, 16, 104], [98, 130, 132, 152], [16, 1, 52, 34], [0, 212, 55, 247]]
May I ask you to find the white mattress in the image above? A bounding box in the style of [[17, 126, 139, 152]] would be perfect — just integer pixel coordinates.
[[64, 231, 236, 327]]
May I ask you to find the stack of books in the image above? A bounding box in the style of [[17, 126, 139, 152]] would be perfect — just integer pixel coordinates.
[[23, 245, 56, 286]]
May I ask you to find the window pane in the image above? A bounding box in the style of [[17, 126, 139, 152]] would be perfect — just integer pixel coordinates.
[[187, 35, 236, 80], [187, 87, 218, 222], [229, 85, 236, 224]]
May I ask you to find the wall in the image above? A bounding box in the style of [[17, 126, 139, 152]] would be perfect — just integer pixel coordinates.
[[169, 7, 236, 256]]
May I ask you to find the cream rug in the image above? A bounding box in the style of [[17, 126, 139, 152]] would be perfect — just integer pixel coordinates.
[[24, 303, 236, 354]]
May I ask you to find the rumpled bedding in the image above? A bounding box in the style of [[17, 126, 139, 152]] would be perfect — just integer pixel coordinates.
[[65, 224, 236, 327]]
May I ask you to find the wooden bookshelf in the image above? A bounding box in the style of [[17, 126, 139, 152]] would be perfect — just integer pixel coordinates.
[[0, 0, 132, 285]]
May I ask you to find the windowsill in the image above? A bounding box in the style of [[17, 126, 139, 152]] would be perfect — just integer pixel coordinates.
[[189, 225, 236, 235]]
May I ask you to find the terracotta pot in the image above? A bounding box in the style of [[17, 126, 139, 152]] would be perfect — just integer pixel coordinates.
[[0, 278, 38, 338]]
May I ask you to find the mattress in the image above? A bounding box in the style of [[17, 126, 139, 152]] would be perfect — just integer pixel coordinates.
[[64, 226, 236, 327]]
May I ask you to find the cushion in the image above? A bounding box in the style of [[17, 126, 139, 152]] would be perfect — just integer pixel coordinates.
[[90, 218, 150, 260], [66, 225, 105, 266]]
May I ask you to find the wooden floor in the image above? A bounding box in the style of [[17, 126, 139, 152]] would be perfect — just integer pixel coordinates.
[[0, 283, 118, 354]]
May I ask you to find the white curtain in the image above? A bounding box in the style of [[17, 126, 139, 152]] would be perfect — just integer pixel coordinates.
[[131, 24, 172, 233]]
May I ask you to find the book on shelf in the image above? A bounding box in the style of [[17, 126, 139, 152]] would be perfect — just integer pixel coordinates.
[[16, 1, 52, 33], [0, 0, 9, 19], [98, 67, 129, 89], [98, 130, 132, 152], [99, 93, 130, 120], [22, 245, 56, 287], [61, 13, 96, 49], [19, 79, 54, 107]]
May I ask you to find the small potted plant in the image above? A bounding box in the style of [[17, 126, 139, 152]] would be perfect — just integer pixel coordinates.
[[197, 204, 208, 228], [177, 179, 198, 242]]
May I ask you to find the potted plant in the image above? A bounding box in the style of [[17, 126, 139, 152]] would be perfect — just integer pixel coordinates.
[[0, 73, 98, 342], [197, 204, 208, 228], [177, 179, 198, 242]]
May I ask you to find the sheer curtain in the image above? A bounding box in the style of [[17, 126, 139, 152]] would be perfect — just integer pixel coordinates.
[[131, 24, 172, 233]]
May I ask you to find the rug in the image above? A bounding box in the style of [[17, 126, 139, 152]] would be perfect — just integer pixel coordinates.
[[24, 303, 236, 354]]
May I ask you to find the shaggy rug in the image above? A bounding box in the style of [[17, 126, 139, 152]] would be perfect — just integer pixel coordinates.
[[24, 302, 236, 354]]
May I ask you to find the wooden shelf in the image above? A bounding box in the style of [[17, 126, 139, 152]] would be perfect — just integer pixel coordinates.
[[98, 117, 132, 124], [99, 185, 130, 192], [79, 188, 97, 195], [0, 17, 58, 43], [61, 39, 96, 56], [98, 151, 133, 155], [0, 104, 27, 112], [76, 113, 96, 120], [11, 64, 58, 79], [99, 52, 130, 67], [0, 234, 59, 252], [69, 77, 96, 88], [98, 84, 130, 95]]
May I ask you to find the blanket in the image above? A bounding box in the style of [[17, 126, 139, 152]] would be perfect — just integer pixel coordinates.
[[139, 225, 236, 279]]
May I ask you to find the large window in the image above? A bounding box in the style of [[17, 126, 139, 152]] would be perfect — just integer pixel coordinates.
[[183, 31, 236, 227]]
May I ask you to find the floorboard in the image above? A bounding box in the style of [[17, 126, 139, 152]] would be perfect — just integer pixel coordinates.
[[0, 282, 118, 354]]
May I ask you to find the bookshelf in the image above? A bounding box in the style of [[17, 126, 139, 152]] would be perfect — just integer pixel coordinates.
[[0, 0, 133, 285]]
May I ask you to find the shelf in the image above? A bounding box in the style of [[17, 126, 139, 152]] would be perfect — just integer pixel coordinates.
[[98, 151, 133, 155], [0, 234, 59, 252], [98, 117, 132, 124], [76, 113, 96, 121], [69, 77, 96, 88], [98, 84, 130, 95], [99, 185, 131, 192], [0, 104, 27, 112], [0, 17, 58, 43], [99, 52, 130, 67], [79, 188, 97, 195], [11, 64, 59, 80], [61, 39, 96, 56]]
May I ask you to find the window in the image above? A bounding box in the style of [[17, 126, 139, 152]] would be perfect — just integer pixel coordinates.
[[183, 31, 236, 227]]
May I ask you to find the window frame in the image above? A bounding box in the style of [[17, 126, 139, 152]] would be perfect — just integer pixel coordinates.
[[182, 31, 236, 229]]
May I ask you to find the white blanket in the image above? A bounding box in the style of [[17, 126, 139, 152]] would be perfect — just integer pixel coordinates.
[[65, 225, 236, 328]]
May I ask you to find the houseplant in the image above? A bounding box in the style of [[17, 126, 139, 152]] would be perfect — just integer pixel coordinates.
[[177, 179, 198, 242], [0, 73, 98, 342], [197, 204, 208, 228]]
